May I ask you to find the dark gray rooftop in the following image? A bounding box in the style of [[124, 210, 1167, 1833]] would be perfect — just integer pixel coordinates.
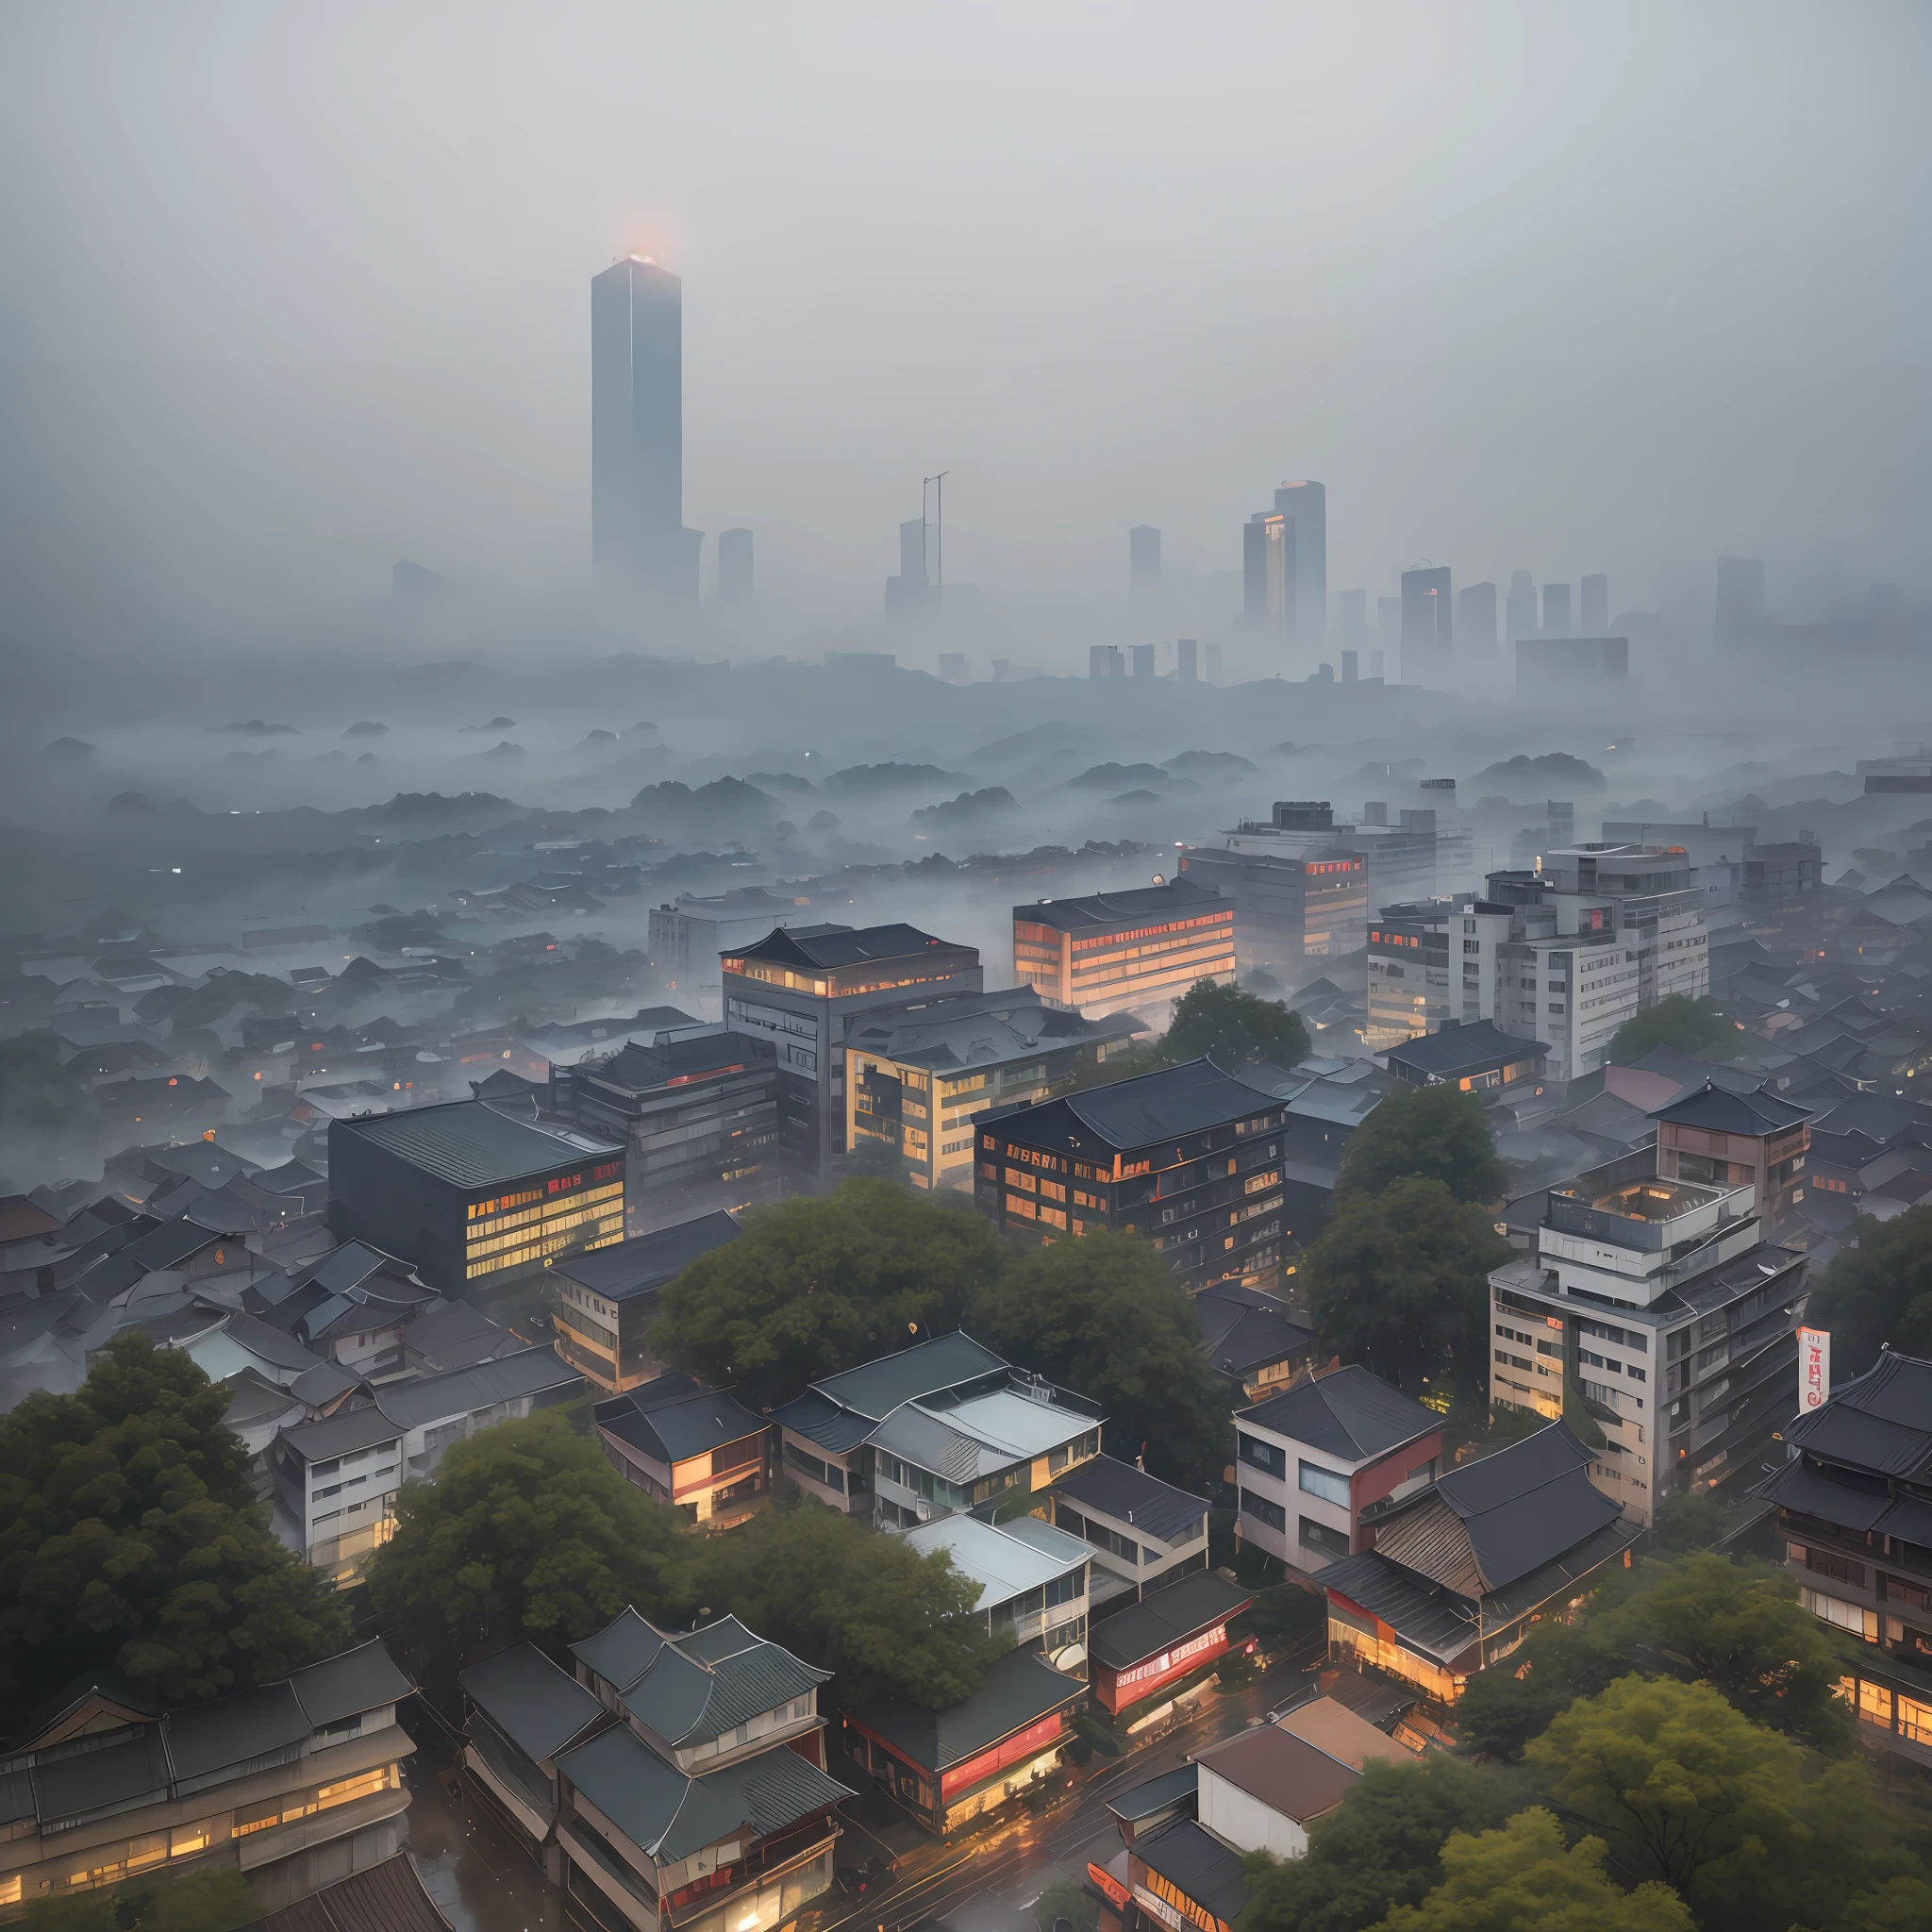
[[1088, 1570, 1255, 1673], [552, 1209, 742, 1303], [277, 1405, 403, 1463], [851, 1646, 1083, 1774], [289, 1639, 413, 1727], [595, 1380, 766, 1466], [728, 923, 971, 973], [461, 1643, 603, 1763], [165, 1681, 308, 1784], [810, 1330, 1007, 1421], [369, 1345, 579, 1430], [332, 1100, 620, 1191], [1017, 877, 1223, 936], [1383, 1019, 1548, 1080], [1650, 1078, 1811, 1135], [1133, 1815, 1251, 1927], [1239, 1365, 1439, 1465], [994, 1058, 1281, 1157], [1049, 1454, 1208, 1546], [1780, 1348, 1932, 1478]]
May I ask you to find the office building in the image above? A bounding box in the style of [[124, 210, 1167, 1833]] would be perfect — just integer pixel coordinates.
[[1234, 1366, 1441, 1577], [1716, 556, 1767, 652], [1319, 1423, 1642, 1701], [571, 1030, 785, 1225], [1091, 643, 1124, 680], [1351, 805, 1442, 905], [591, 256, 700, 606], [1179, 805, 1369, 973], [1130, 642, 1156, 679], [1399, 567, 1451, 682], [551, 1208, 741, 1393], [0, 1642, 414, 1914], [327, 1102, 625, 1298], [717, 527, 753, 608], [1505, 570, 1538, 642], [1457, 581, 1497, 662], [531, 1608, 848, 1932], [974, 1058, 1290, 1295], [723, 923, 982, 1186], [649, 902, 803, 1011], [842, 986, 1141, 1191], [1516, 635, 1629, 690], [1012, 877, 1233, 1020], [1274, 481, 1326, 644], [1366, 900, 1513, 1056], [1490, 1138, 1808, 1527], [886, 515, 934, 621], [1580, 572, 1608, 634], [1340, 649, 1357, 682], [1243, 511, 1292, 645], [1130, 525, 1161, 597], [594, 1374, 771, 1532], [1177, 638, 1198, 682], [1751, 1350, 1932, 1771], [1541, 582, 1573, 637]]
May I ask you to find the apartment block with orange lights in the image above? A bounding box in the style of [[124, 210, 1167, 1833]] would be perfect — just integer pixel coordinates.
[[974, 1058, 1289, 1295], [1011, 877, 1234, 1021]]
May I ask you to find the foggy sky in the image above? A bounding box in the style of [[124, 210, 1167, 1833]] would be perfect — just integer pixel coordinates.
[[2, 1, 1928, 635]]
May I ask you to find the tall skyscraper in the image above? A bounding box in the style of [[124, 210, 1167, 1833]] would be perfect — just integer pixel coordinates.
[[1130, 525, 1161, 598], [1177, 638, 1198, 682], [718, 528, 753, 608], [1243, 511, 1292, 643], [1274, 481, 1327, 644], [1457, 581, 1498, 660], [1580, 573, 1608, 634], [1541, 583, 1573, 637], [1401, 566, 1452, 681], [1716, 557, 1767, 651], [591, 255, 701, 605], [1335, 589, 1367, 641], [886, 514, 935, 621], [1506, 570, 1538, 642]]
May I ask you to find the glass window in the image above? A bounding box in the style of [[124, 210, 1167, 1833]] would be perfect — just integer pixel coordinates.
[[1241, 1488, 1288, 1533], [1238, 1433, 1286, 1479], [1299, 1461, 1352, 1507]]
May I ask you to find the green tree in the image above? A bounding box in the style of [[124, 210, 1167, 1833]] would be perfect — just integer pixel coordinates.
[[1591, 1553, 1857, 1752], [1380, 1808, 1693, 1932], [357, 908, 447, 949], [1302, 1177, 1509, 1404], [966, 1229, 1231, 1486], [1807, 1206, 1932, 1375], [691, 1499, 1002, 1709], [1239, 1756, 1520, 1932], [1160, 979, 1309, 1073], [1333, 1085, 1507, 1206], [0, 1029, 95, 1141], [1607, 995, 1744, 1066], [16, 1866, 258, 1932], [1454, 1617, 1624, 1762], [1527, 1675, 1921, 1932], [0, 1337, 351, 1721], [650, 1179, 1006, 1407], [1066, 1042, 1165, 1091], [368, 1410, 697, 1687]]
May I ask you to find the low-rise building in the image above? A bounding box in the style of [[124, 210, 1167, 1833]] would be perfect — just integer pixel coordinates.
[[1047, 1454, 1212, 1609], [593, 1374, 771, 1532], [1234, 1367, 1442, 1576], [1011, 878, 1234, 1021], [551, 1209, 742, 1393], [1751, 1347, 1932, 1770], [553, 1608, 850, 1932], [841, 1647, 1085, 1837], [1086, 1570, 1255, 1719], [1379, 1018, 1549, 1098], [1318, 1421, 1643, 1704], [0, 1641, 413, 1915], [1193, 1284, 1315, 1402], [459, 1642, 607, 1875], [904, 1513, 1092, 1667], [975, 1058, 1289, 1296], [843, 987, 1142, 1190]]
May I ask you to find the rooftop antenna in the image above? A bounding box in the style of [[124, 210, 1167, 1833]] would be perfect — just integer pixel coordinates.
[[924, 472, 948, 590]]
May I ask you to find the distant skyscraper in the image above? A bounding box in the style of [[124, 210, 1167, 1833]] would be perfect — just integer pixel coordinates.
[[1580, 573, 1608, 634], [1401, 566, 1453, 681], [718, 528, 753, 608], [885, 516, 934, 621], [1274, 481, 1327, 644], [1541, 583, 1573, 637], [1129, 643, 1156, 679], [1091, 644, 1124, 680], [591, 255, 701, 605], [1458, 582, 1498, 660], [1243, 511, 1292, 643], [1177, 639, 1198, 682], [1506, 571, 1538, 642], [1341, 649, 1358, 683], [1130, 525, 1161, 598], [1335, 589, 1367, 641], [1716, 557, 1767, 651]]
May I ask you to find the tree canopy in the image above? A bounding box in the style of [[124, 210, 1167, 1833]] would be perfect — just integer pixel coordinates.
[[1380, 1808, 1692, 1932], [1239, 1755, 1520, 1932], [1302, 1176, 1509, 1405], [1607, 995, 1744, 1067], [14, 1866, 258, 1932], [1159, 979, 1309, 1074], [688, 1498, 1003, 1709], [967, 1229, 1231, 1487], [369, 1410, 698, 1685], [0, 1336, 351, 1722], [0, 1029, 95, 1143], [649, 1178, 1007, 1407], [1332, 1085, 1507, 1207], [1807, 1205, 1932, 1375]]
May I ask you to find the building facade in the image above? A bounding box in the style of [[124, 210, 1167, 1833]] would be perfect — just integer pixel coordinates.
[[975, 1059, 1289, 1296], [1012, 879, 1234, 1022], [593, 1374, 771, 1533], [1178, 817, 1368, 975]]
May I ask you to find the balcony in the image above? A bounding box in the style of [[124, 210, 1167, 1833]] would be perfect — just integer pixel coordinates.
[[1547, 1174, 1737, 1254]]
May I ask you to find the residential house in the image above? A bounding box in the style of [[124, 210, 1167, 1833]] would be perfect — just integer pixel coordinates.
[[904, 1514, 1091, 1668], [593, 1374, 771, 1532], [1234, 1367, 1442, 1575], [1086, 1571, 1256, 1719], [459, 1643, 607, 1876], [247, 1852, 452, 1932], [1192, 1284, 1314, 1400], [245, 1241, 442, 1382], [0, 1641, 413, 1915], [1318, 1421, 1643, 1703], [1046, 1455, 1212, 1609]]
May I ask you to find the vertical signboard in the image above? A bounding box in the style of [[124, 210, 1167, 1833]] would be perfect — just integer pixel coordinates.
[[1799, 1326, 1830, 1413]]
